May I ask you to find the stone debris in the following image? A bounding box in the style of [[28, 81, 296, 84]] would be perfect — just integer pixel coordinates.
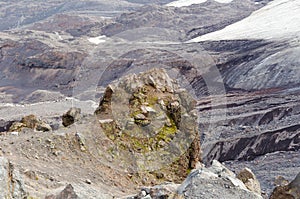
[[45, 184, 79, 199], [9, 114, 52, 132], [62, 107, 81, 127], [130, 160, 263, 199], [237, 167, 262, 195], [0, 157, 27, 199], [95, 68, 201, 182], [270, 172, 300, 199]]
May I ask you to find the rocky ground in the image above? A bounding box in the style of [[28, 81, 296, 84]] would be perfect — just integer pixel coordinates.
[[0, 0, 300, 198]]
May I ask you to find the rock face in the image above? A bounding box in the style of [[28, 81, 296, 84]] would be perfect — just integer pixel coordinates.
[[178, 165, 263, 199], [131, 160, 262, 199], [9, 114, 52, 132], [270, 172, 300, 199], [45, 184, 79, 199], [0, 157, 27, 199], [237, 168, 261, 195], [95, 68, 201, 182], [62, 107, 81, 127]]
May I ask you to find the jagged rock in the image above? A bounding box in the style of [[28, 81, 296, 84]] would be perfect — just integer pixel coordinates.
[[9, 115, 51, 132], [274, 176, 289, 187], [75, 132, 86, 152], [237, 168, 261, 195], [0, 120, 14, 132], [95, 86, 114, 115], [36, 122, 52, 132], [0, 157, 27, 199], [95, 68, 201, 182], [9, 122, 26, 132], [130, 183, 180, 199], [149, 183, 180, 199], [62, 107, 81, 127], [45, 184, 79, 199], [21, 114, 41, 129], [270, 172, 300, 199], [176, 161, 263, 199], [210, 159, 236, 178], [131, 160, 262, 199]]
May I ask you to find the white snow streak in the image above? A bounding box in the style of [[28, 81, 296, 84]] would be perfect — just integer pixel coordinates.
[[88, 35, 106, 44], [188, 0, 300, 42]]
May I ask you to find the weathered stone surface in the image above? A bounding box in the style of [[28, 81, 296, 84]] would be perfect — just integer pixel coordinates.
[[274, 176, 289, 187], [95, 68, 201, 182], [237, 168, 261, 195], [9, 115, 51, 132], [36, 122, 52, 132], [176, 161, 263, 199], [270, 172, 300, 199], [0, 157, 27, 199], [130, 160, 262, 199], [45, 184, 79, 199], [62, 108, 81, 127], [210, 159, 235, 178]]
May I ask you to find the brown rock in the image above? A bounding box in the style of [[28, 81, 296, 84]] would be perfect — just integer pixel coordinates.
[[237, 168, 261, 195], [270, 172, 300, 199], [62, 107, 81, 127], [9, 115, 51, 132], [21, 114, 39, 129], [94, 86, 114, 116], [274, 176, 289, 187], [94, 68, 201, 182]]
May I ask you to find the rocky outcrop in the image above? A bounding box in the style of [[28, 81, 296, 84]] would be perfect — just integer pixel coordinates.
[[131, 160, 262, 199], [45, 184, 79, 199], [62, 107, 81, 127], [0, 120, 14, 132], [237, 168, 261, 195], [9, 114, 52, 132], [95, 68, 201, 182], [270, 172, 300, 199], [0, 157, 27, 199]]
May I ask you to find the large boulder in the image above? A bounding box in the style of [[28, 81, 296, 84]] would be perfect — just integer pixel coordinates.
[[270, 172, 300, 199], [177, 163, 263, 199], [62, 107, 81, 127], [45, 184, 79, 199], [0, 157, 27, 199], [95, 68, 201, 183], [237, 167, 261, 195], [131, 160, 263, 199], [9, 114, 52, 132]]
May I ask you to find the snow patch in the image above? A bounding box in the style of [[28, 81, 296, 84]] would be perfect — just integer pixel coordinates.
[[88, 35, 106, 45], [188, 0, 300, 42], [166, 0, 233, 7], [54, 32, 63, 40]]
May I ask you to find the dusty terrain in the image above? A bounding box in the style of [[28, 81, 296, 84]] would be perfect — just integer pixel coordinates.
[[0, 0, 299, 198]]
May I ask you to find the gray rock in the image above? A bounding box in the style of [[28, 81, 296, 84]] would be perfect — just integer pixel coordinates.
[[129, 160, 262, 199], [0, 157, 27, 199], [210, 159, 236, 178], [176, 161, 263, 199], [45, 184, 79, 199], [36, 122, 52, 132]]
